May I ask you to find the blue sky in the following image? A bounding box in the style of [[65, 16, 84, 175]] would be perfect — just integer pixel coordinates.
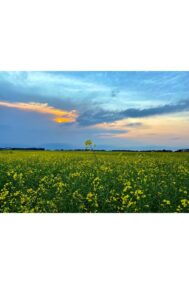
[[0, 71, 189, 149]]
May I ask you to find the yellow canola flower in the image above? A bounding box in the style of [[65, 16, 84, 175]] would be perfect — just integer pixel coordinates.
[[163, 199, 171, 205], [176, 205, 181, 212], [79, 204, 86, 210], [135, 189, 144, 195], [181, 199, 189, 208], [13, 173, 18, 180], [87, 192, 94, 202]]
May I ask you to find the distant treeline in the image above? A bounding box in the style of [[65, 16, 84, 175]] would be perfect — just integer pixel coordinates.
[[0, 147, 45, 151], [1, 147, 189, 152]]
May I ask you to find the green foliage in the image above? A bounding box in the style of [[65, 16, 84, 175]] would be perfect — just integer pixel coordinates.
[[84, 139, 94, 150], [0, 150, 189, 212]]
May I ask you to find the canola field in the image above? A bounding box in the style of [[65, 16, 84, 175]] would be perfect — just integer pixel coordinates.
[[0, 150, 189, 213]]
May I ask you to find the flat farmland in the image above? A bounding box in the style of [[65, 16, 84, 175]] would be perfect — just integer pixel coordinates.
[[0, 151, 189, 213]]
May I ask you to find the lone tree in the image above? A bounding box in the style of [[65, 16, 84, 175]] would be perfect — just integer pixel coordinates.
[[84, 139, 95, 151]]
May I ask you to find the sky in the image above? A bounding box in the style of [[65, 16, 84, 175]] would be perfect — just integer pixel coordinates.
[[0, 71, 189, 150]]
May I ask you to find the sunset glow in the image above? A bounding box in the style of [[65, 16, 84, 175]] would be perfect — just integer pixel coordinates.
[[0, 101, 78, 124], [0, 71, 189, 150]]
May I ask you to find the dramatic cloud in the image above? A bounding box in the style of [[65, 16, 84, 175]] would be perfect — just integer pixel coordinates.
[[0, 101, 78, 123], [78, 99, 189, 126]]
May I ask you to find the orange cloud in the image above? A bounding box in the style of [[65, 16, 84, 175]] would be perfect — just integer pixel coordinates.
[[0, 101, 78, 123], [54, 117, 75, 123], [93, 113, 189, 145]]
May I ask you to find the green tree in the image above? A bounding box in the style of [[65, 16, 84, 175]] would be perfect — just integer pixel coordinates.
[[84, 139, 93, 151]]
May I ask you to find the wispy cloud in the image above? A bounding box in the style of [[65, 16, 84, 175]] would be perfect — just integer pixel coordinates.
[[0, 101, 78, 123], [0, 71, 110, 94]]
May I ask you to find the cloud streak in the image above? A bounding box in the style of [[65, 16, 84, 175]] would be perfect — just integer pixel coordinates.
[[78, 99, 189, 126], [0, 71, 110, 94], [0, 101, 78, 123]]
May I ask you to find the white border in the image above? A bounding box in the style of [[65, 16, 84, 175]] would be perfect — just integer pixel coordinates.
[[0, 214, 189, 284], [0, 0, 189, 70], [0, 0, 189, 283]]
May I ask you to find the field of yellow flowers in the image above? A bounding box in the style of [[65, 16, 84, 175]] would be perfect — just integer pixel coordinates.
[[0, 150, 189, 213]]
